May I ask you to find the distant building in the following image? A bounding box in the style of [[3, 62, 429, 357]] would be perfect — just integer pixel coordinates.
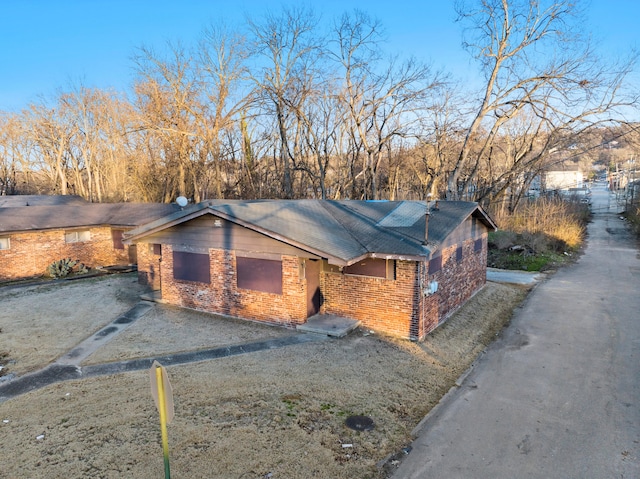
[[0, 196, 178, 281], [541, 164, 584, 192]]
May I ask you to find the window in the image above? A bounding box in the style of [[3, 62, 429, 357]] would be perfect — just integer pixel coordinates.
[[428, 255, 442, 274], [236, 256, 282, 294], [0, 237, 10, 250], [65, 230, 91, 243], [111, 229, 125, 250], [474, 238, 483, 252], [456, 246, 463, 262], [344, 258, 390, 279], [173, 251, 210, 283]]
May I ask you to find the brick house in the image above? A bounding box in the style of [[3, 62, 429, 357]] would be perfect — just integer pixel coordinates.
[[125, 199, 497, 341], [0, 196, 178, 281]]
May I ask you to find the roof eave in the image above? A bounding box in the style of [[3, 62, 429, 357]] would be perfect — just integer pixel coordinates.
[[124, 204, 432, 266], [123, 206, 210, 243], [1, 223, 120, 235], [360, 251, 429, 264], [473, 205, 498, 231], [123, 205, 355, 265]]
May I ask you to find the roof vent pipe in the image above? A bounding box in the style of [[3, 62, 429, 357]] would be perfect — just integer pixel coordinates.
[[423, 208, 430, 244]]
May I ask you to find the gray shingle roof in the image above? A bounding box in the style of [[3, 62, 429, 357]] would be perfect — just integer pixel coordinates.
[[125, 199, 497, 265], [0, 195, 87, 207], [0, 203, 180, 234]]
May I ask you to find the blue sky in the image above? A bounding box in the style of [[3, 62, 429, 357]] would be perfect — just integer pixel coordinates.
[[0, 0, 637, 112]]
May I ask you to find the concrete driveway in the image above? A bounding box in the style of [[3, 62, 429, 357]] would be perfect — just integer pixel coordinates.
[[393, 184, 640, 478]]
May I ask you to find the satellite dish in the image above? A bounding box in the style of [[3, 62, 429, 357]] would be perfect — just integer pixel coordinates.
[[176, 196, 188, 207]]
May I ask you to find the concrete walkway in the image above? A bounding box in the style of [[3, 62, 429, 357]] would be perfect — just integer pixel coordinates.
[[392, 185, 640, 478], [0, 333, 326, 403], [487, 267, 545, 285], [0, 301, 328, 404]]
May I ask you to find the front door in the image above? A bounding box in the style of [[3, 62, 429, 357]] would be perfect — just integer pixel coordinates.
[[306, 259, 322, 317]]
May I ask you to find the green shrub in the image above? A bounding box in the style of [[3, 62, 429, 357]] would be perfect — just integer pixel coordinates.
[[47, 258, 89, 278]]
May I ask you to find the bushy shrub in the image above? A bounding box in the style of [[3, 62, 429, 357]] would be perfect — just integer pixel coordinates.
[[488, 230, 518, 250], [623, 205, 640, 235], [47, 258, 89, 278], [490, 198, 588, 251], [487, 198, 588, 271]]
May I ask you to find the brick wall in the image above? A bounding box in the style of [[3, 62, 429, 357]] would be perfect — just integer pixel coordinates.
[[424, 234, 488, 336], [320, 260, 423, 339], [0, 227, 132, 281], [160, 246, 307, 327], [136, 242, 162, 289], [319, 235, 487, 341], [147, 236, 488, 341]]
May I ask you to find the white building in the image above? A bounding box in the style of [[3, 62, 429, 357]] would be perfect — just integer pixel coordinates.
[[542, 164, 584, 191]]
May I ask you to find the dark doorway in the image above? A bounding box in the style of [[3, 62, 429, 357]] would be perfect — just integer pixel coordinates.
[[306, 259, 322, 317]]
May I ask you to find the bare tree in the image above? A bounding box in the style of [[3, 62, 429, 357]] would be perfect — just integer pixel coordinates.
[[194, 23, 250, 199], [132, 24, 251, 203], [26, 101, 76, 196], [447, 0, 638, 201], [57, 86, 134, 202], [0, 113, 25, 195], [247, 6, 323, 198], [331, 10, 441, 199], [412, 85, 469, 199]]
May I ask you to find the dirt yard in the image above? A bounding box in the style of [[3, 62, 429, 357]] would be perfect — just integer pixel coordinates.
[[0, 273, 530, 479]]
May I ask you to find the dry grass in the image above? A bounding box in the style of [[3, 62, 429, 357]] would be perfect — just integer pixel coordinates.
[[490, 198, 588, 250], [0, 276, 530, 479], [623, 203, 640, 235], [0, 276, 147, 376]]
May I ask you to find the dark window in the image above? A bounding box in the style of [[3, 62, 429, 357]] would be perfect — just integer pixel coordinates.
[[173, 251, 210, 283], [456, 246, 463, 262], [153, 244, 162, 255], [236, 257, 282, 294], [474, 238, 483, 252], [344, 258, 388, 278], [428, 255, 442, 274], [111, 229, 125, 250]]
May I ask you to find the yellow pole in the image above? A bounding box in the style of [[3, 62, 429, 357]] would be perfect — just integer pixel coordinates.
[[155, 365, 171, 479]]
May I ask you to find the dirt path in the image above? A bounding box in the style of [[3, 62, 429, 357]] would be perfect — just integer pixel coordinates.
[[0, 274, 531, 479]]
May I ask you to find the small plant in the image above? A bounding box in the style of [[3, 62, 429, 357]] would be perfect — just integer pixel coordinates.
[[0, 350, 9, 378], [47, 258, 89, 278]]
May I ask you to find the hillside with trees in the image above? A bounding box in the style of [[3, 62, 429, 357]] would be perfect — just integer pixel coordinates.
[[1, 0, 638, 213]]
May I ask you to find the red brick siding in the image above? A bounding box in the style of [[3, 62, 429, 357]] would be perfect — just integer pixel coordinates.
[[0, 227, 132, 281], [160, 246, 307, 327], [319, 235, 487, 341], [425, 234, 488, 336], [320, 260, 422, 339], [150, 235, 488, 341], [418, 293, 439, 340], [136, 242, 162, 289]]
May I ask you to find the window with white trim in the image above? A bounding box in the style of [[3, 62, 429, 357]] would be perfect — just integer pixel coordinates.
[[0, 237, 10, 250], [65, 230, 91, 243]]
